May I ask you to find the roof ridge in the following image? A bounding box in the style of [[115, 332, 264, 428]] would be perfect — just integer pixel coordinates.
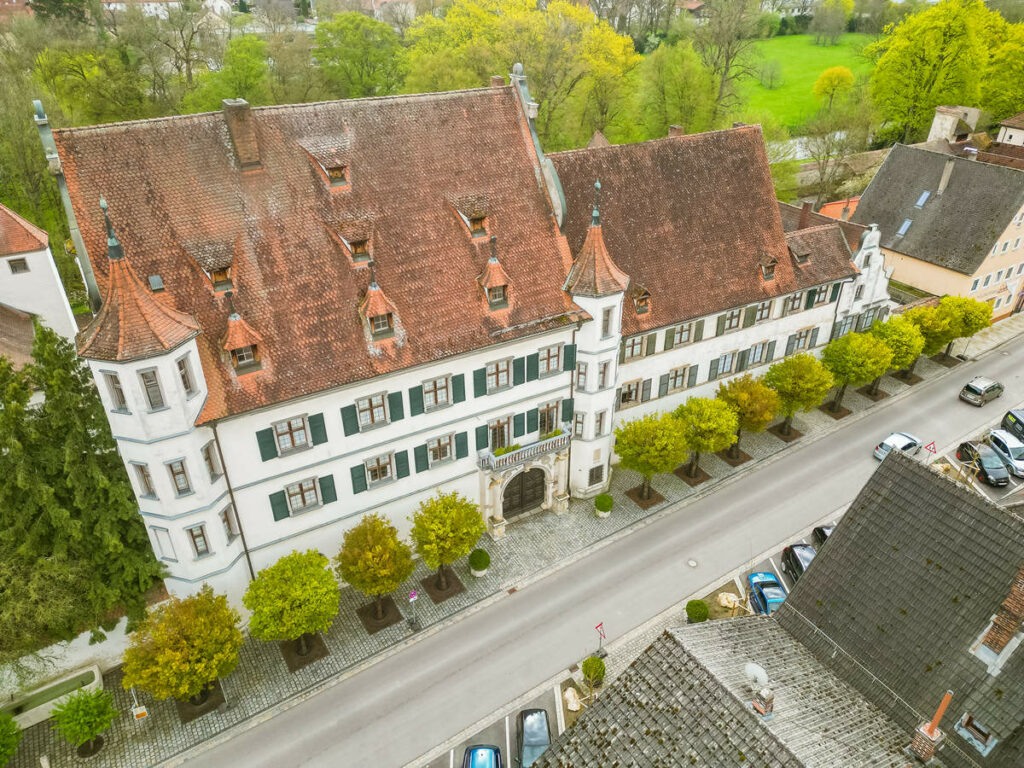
[[897, 141, 1024, 179], [548, 124, 762, 157]]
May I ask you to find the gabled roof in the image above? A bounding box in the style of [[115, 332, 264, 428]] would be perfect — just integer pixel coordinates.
[[778, 201, 866, 252], [1000, 110, 1024, 130], [776, 451, 1024, 767], [0, 203, 48, 257], [53, 87, 582, 422], [550, 127, 856, 336], [851, 144, 1024, 275]]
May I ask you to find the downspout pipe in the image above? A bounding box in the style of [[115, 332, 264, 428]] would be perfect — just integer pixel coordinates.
[[213, 421, 257, 582]]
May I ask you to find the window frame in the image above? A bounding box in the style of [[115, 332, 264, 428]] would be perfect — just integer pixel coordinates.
[[971, 278, 979, 292], [573, 412, 585, 438], [723, 308, 742, 331], [167, 459, 192, 497], [150, 526, 176, 562], [210, 267, 232, 291], [594, 410, 607, 436], [231, 344, 259, 370], [422, 375, 451, 411], [755, 301, 772, 323], [575, 362, 588, 390], [176, 355, 197, 397], [601, 307, 614, 338], [588, 465, 604, 486], [749, 341, 768, 366], [104, 372, 129, 412], [138, 368, 165, 410], [286, 476, 321, 511], [667, 366, 688, 392], [220, 505, 240, 543], [712, 351, 735, 379], [624, 337, 645, 360], [486, 359, 513, 393], [488, 417, 511, 451], [133, 463, 157, 499], [201, 441, 221, 480], [814, 286, 828, 305], [427, 434, 455, 466], [186, 524, 211, 558], [7, 257, 29, 274], [356, 392, 389, 429], [787, 292, 803, 313], [794, 327, 812, 351], [538, 400, 560, 435], [620, 379, 642, 407], [487, 284, 508, 308], [370, 312, 394, 339], [598, 361, 611, 389], [274, 415, 310, 452], [538, 345, 562, 377]]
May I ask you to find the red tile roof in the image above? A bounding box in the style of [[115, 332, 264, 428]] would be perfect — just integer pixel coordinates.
[[1001, 110, 1024, 130], [564, 196, 629, 297], [54, 88, 581, 422], [778, 201, 866, 252], [0, 203, 48, 257], [221, 311, 262, 352], [550, 127, 856, 336], [817, 197, 859, 220]]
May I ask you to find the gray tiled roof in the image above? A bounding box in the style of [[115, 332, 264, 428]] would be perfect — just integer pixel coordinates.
[[776, 451, 1024, 767], [851, 144, 1024, 275]]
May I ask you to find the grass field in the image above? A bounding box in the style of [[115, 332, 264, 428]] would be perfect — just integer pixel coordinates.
[[737, 33, 876, 130]]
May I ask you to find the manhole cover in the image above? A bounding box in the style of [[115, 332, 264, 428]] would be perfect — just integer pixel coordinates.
[[687, 559, 698, 568]]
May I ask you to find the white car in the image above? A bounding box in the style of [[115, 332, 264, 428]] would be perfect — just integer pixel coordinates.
[[987, 429, 1024, 478], [873, 432, 922, 460]]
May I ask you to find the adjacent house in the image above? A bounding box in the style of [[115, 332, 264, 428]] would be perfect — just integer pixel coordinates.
[[996, 110, 1024, 147], [42, 73, 891, 605], [852, 144, 1024, 319], [537, 451, 1024, 767]]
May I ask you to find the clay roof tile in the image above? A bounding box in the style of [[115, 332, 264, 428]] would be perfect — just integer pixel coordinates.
[[0, 203, 48, 256], [564, 183, 629, 297]]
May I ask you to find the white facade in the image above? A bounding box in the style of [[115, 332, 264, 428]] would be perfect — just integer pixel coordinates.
[[995, 124, 1024, 148], [0, 240, 77, 343]]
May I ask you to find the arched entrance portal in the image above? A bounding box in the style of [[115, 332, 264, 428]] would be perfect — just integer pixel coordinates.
[[502, 468, 546, 519]]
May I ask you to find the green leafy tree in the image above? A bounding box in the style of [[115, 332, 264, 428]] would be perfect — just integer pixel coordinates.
[[184, 36, 271, 112], [902, 304, 950, 376], [244, 550, 340, 656], [810, 0, 854, 45], [936, 295, 992, 359], [674, 397, 738, 477], [716, 374, 781, 458], [635, 40, 716, 139], [28, 0, 88, 23], [410, 491, 486, 591], [821, 332, 893, 412], [982, 24, 1024, 122], [315, 12, 405, 98], [691, 0, 762, 122], [0, 711, 21, 767], [335, 514, 414, 621], [812, 65, 855, 109], [50, 689, 117, 753], [868, 314, 924, 394], [121, 585, 243, 704], [614, 413, 689, 498], [581, 655, 605, 695], [763, 353, 834, 435]]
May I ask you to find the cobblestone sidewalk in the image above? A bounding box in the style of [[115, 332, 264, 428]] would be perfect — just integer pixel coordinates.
[[2, 350, 992, 768]]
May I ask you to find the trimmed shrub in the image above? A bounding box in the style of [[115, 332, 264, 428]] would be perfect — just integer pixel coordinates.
[[0, 711, 21, 766], [594, 494, 614, 513], [581, 656, 606, 687], [50, 689, 118, 749], [468, 548, 490, 571], [685, 599, 710, 623]]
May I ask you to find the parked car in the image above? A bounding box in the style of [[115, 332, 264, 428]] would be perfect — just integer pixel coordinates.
[[781, 544, 817, 582], [959, 377, 1004, 406], [956, 442, 1010, 487], [748, 572, 787, 615], [812, 525, 834, 548], [1001, 409, 1024, 442], [516, 709, 552, 767], [987, 429, 1024, 478], [873, 431, 922, 460], [463, 745, 503, 768]]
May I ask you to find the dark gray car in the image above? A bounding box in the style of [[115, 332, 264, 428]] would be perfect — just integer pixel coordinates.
[[516, 709, 551, 767], [1001, 409, 1024, 441]]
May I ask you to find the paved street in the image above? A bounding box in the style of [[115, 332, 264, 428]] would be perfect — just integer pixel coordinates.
[[185, 341, 1024, 768]]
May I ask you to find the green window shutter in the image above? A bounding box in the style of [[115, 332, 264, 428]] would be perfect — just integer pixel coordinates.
[[318, 474, 337, 504], [829, 283, 841, 302], [269, 490, 289, 521], [350, 465, 367, 494], [805, 290, 816, 310], [664, 328, 675, 350], [766, 340, 776, 362], [641, 379, 652, 402], [452, 374, 466, 403], [693, 319, 704, 342], [308, 413, 327, 445], [409, 385, 424, 416], [473, 367, 487, 397], [709, 358, 720, 380], [527, 408, 539, 433], [736, 349, 750, 372], [785, 334, 797, 356], [743, 306, 757, 328], [513, 357, 526, 385], [341, 405, 360, 436], [388, 391, 404, 422], [809, 327, 820, 348], [780, 300, 789, 318], [716, 315, 727, 336], [658, 374, 669, 398], [687, 365, 698, 388], [562, 344, 576, 372], [514, 413, 526, 437], [475, 425, 488, 451], [455, 432, 469, 459], [618, 341, 626, 364], [645, 334, 657, 356], [414, 444, 429, 472], [395, 450, 410, 479], [256, 428, 278, 461], [526, 354, 539, 381], [561, 398, 573, 421]]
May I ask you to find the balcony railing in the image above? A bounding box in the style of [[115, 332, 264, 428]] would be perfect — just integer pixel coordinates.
[[477, 423, 572, 471]]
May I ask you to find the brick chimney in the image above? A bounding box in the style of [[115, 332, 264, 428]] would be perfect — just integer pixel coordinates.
[[982, 564, 1024, 654], [490, 75, 505, 87], [752, 687, 774, 717], [668, 125, 684, 137], [798, 201, 813, 229], [222, 99, 261, 171], [909, 690, 953, 763]]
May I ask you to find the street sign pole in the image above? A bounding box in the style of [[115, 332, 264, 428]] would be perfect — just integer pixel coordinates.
[[595, 622, 607, 658], [407, 590, 420, 632]]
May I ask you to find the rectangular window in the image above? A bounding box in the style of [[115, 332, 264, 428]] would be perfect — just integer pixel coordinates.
[[971, 278, 979, 292], [996, 270, 1004, 281], [598, 361, 610, 389], [667, 366, 687, 392], [995, 297, 1002, 309], [855, 284, 864, 300], [1002, 241, 1009, 253], [575, 362, 588, 390], [814, 286, 828, 305], [350, 239, 369, 261], [755, 301, 772, 322], [423, 376, 450, 409], [620, 380, 641, 407], [538, 401, 559, 435], [104, 373, 128, 411], [151, 527, 175, 560], [588, 465, 604, 486], [356, 393, 388, 427], [1015, 238, 1021, 250], [486, 359, 511, 392], [573, 412, 585, 438], [712, 352, 734, 379], [274, 416, 309, 451], [487, 285, 507, 307], [134, 464, 156, 498], [601, 307, 614, 338], [187, 525, 210, 557], [210, 268, 232, 290], [168, 460, 191, 495], [961, 714, 992, 746], [1007, 270, 1014, 282], [836, 316, 854, 338], [427, 434, 453, 465], [984, 274, 992, 287], [787, 293, 803, 313], [201, 441, 221, 480], [8, 258, 29, 274], [177, 357, 196, 396], [749, 342, 767, 365], [220, 506, 239, 542], [233, 346, 258, 369], [595, 411, 607, 436], [139, 369, 165, 410], [371, 314, 393, 336], [624, 337, 644, 360], [287, 477, 320, 510], [1018, 263, 1024, 275], [723, 309, 742, 331], [794, 328, 812, 350], [489, 418, 510, 450], [538, 345, 561, 376]]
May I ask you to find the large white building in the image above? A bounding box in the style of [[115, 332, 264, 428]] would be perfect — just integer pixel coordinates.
[[43, 71, 890, 605]]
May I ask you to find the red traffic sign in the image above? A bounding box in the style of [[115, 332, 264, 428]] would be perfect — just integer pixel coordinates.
[[595, 622, 606, 640], [924, 441, 937, 454], [408, 590, 418, 602]]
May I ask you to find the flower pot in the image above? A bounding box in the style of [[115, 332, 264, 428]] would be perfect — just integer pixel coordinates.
[[595, 507, 610, 518], [470, 566, 488, 578]]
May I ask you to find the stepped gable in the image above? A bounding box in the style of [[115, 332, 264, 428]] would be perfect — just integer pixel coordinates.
[[53, 87, 581, 422], [778, 200, 867, 252], [550, 126, 856, 336]]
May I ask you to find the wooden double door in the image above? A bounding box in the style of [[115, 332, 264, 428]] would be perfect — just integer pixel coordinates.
[[502, 468, 545, 519]]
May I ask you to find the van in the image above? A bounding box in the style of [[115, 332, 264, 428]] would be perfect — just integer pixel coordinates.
[[1002, 409, 1024, 441]]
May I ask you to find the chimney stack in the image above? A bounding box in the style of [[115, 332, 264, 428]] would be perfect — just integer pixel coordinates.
[[909, 690, 953, 762], [752, 687, 774, 718], [668, 125, 684, 137], [798, 200, 813, 229], [982, 564, 1024, 654], [490, 75, 505, 87], [937, 156, 956, 195], [222, 99, 261, 171]]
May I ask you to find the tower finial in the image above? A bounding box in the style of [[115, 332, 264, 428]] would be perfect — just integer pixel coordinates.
[[225, 290, 238, 319], [489, 235, 498, 262], [368, 258, 377, 288], [592, 179, 602, 226], [99, 196, 124, 260]]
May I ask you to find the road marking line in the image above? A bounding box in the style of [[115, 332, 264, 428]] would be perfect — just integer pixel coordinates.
[[769, 556, 785, 586], [449, 748, 454, 768], [505, 714, 511, 760]]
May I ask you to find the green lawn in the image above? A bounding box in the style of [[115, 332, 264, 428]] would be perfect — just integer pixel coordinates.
[[737, 33, 876, 130]]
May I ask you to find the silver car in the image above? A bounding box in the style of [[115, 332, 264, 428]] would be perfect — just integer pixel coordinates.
[[988, 429, 1024, 478], [873, 432, 922, 460]]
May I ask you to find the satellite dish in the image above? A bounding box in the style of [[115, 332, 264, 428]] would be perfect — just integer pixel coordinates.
[[744, 663, 769, 690]]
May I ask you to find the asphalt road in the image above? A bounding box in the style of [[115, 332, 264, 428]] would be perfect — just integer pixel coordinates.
[[187, 345, 1024, 768]]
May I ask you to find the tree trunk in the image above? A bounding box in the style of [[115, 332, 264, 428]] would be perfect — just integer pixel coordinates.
[[374, 594, 384, 621], [189, 684, 211, 707], [831, 383, 848, 412], [296, 632, 311, 657], [868, 375, 882, 396], [642, 476, 651, 499], [901, 356, 919, 379], [782, 415, 793, 436], [436, 564, 448, 592], [688, 452, 701, 478], [944, 340, 955, 361], [729, 428, 743, 459]]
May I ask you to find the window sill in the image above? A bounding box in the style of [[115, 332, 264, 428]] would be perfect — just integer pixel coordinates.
[[139, 494, 159, 502], [277, 444, 313, 457], [110, 408, 132, 416], [371, 329, 396, 341], [234, 362, 263, 376], [193, 552, 214, 561], [424, 401, 453, 414], [427, 456, 456, 470], [290, 503, 323, 517], [159, 556, 178, 564], [147, 406, 171, 414], [175, 490, 196, 499], [538, 370, 562, 379], [368, 476, 397, 490], [208, 472, 223, 483], [488, 300, 509, 311], [359, 421, 390, 433], [486, 385, 513, 396], [185, 390, 200, 401], [226, 534, 240, 545]]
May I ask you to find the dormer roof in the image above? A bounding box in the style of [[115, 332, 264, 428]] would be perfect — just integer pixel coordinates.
[[479, 252, 511, 290], [221, 308, 262, 352], [360, 269, 398, 322], [78, 199, 200, 362], [564, 182, 629, 298]]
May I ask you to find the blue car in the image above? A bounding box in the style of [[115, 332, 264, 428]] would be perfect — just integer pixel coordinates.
[[748, 571, 787, 615], [462, 745, 502, 768]]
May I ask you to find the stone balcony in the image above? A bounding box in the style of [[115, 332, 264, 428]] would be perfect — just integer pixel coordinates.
[[477, 424, 572, 471]]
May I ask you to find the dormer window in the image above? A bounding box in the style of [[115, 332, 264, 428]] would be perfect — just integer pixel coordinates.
[[326, 165, 348, 187], [148, 275, 165, 292], [791, 248, 809, 264], [633, 289, 651, 314], [350, 239, 370, 263], [761, 263, 775, 281], [487, 284, 508, 309], [211, 267, 233, 291], [469, 215, 487, 238], [370, 313, 393, 339], [231, 344, 260, 370]]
